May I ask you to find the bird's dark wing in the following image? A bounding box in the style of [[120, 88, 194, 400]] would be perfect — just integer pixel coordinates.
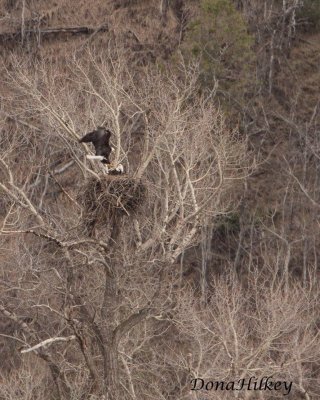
[[79, 131, 98, 143], [91, 130, 112, 161], [95, 143, 112, 163], [80, 129, 112, 163]]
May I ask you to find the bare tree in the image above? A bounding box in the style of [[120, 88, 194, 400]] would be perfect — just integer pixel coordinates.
[[0, 48, 249, 399]]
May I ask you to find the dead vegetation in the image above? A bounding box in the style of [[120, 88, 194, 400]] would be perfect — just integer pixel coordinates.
[[0, 1, 320, 399]]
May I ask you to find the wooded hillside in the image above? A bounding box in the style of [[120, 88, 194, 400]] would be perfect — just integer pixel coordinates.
[[0, 1, 319, 399]]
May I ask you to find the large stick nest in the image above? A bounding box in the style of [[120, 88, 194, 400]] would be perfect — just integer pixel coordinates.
[[80, 175, 147, 226]]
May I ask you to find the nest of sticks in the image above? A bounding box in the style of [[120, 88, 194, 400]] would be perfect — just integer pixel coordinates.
[[80, 175, 146, 228]]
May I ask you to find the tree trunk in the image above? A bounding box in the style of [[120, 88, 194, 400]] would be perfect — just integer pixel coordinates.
[[104, 342, 120, 400], [160, 0, 169, 22], [102, 216, 122, 398]]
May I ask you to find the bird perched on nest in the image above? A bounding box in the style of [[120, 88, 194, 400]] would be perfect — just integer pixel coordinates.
[[107, 164, 124, 175], [79, 126, 113, 164]]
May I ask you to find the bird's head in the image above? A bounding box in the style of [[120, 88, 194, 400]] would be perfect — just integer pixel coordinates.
[[97, 126, 112, 138]]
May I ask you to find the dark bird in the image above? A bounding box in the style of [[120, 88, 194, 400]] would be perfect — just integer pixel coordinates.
[[79, 127, 112, 164]]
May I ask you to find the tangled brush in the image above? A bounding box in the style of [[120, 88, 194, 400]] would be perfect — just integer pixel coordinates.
[[80, 175, 147, 229]]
